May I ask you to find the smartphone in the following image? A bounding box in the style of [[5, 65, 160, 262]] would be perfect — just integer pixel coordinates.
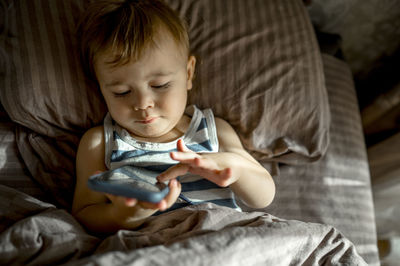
[[87, 165, 169, 203]]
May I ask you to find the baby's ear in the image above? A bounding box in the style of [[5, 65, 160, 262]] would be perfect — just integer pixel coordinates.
[[186, 55, 196, 90]]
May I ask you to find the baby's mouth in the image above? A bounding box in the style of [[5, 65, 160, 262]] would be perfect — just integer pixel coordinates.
[[136, 117, 158, 124]]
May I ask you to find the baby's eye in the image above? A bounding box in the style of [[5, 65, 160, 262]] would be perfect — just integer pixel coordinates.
[[152, 82, 170, 89], [113, 90, 131, 97]]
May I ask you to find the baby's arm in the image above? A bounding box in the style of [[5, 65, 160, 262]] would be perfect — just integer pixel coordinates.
[[158, 118, 275, 209], [213, 118, 275, 208], [72, 126, 181, 233]]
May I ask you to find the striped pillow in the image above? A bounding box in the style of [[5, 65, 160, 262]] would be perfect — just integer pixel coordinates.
[[0, 107, 45, 200], [168, 0, 330, 164], [0, 0, 329, 207]]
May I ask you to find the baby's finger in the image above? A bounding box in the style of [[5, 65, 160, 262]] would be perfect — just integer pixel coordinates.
[[140, 180, 181, 211], [163, 179, 182, 210], [124, 198, 137, 207], [177, 139, 193, 153], [106, 193, 138, 207], [221, 168, 233, 179], [213, 168, 234, 187], [139, 200, 166, 210], [190, 167, 234, 187], [157, 163, 190, 182], [192, 156, 219, 169], [170, 150, 199, 163], [205, 172, 232, 187]]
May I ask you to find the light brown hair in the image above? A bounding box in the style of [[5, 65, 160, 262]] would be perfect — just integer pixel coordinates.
[[77, 0, 189, 85]]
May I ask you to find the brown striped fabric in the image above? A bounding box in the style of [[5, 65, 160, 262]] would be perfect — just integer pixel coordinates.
[[249, 54, 379, 265], [0, 108, 45, 200], [167, 0, 330, 164], [0, 0, 107, 137]]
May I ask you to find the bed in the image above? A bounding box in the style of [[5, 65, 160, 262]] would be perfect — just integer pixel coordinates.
[[0, 0, 379, 265]]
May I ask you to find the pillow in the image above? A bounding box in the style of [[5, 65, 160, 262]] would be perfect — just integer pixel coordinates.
[[0, 0, 329, 208], [0, 0, 107, 207], [0, 104, 46, 201], [166, 0, 330, 163]]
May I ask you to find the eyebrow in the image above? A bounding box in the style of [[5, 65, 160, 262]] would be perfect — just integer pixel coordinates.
[[105, 81, 124, 88], [145, 70, 176, 79], [105, 71, 177, 88]]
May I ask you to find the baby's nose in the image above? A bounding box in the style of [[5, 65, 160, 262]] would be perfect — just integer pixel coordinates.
[[133, 91, 154, 111]]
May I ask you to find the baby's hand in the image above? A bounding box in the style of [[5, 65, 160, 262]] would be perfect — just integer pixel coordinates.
[[105, 178, 181, 212], [101, 179, 181, 228], [158, 139, 236, 187]]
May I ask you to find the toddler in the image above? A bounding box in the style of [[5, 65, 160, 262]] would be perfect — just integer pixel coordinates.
[[72, 0, 275, 234]]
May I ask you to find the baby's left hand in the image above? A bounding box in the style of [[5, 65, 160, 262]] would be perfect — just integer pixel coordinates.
[[157, 139, 236, 187]]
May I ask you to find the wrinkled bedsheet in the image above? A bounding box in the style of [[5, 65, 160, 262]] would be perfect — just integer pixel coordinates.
[[0, 185, 366, 266]]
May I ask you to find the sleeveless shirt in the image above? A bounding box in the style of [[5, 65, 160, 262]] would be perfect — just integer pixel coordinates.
[[103, 105, 241, 212]]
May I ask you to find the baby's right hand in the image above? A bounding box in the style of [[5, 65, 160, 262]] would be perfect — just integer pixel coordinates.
[[158, 179, 182, 210], [106, 178, 182, 215]]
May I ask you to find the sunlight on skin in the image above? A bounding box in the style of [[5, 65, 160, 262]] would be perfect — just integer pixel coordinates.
[[157, 139, 233, 187]]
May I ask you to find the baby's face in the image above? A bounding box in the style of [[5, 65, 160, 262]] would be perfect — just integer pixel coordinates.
[[95, 34, 195, 142]]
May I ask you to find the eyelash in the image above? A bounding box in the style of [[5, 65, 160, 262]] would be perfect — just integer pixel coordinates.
[[152, 82, 171, 89], [113, 91, 130, 97], [113, 83, 171, 97]]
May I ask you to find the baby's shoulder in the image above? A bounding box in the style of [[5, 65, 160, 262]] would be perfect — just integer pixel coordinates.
[[214, 117, 234, 133], [214, 117, 243, 151], [79, 125, 105, 148]]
